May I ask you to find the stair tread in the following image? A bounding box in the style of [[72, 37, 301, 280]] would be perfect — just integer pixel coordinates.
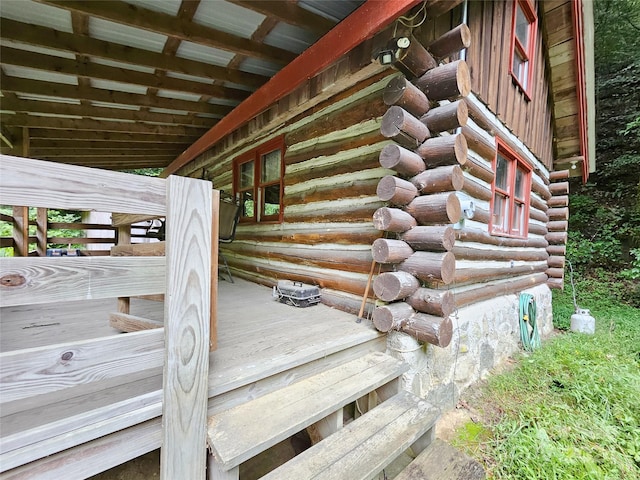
[[208, 351, 407, 470], [260, 390, 439, 480], [394, 438, 485, 480]]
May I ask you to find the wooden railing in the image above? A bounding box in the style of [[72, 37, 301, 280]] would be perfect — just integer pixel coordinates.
[[0, 154, 218, 478]]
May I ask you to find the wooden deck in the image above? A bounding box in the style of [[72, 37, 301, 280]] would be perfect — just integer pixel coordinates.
[[0, 277, 384, 477]]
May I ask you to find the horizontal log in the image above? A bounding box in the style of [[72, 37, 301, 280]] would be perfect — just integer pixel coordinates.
[[546, 267, 564, 278], [547, 256, 566, 268], [420, 100, 468, 133], [528, 222, 549, 237], [415, 60, 471, 101], [546, 231, 568, 245], [381, 106, 430, 148], [376, 175, 418, 205], [402, 313, 453, 347], [372, 238, 414, 264], [529, 207, 549, 224], [548, 220, 568, 232], [548, 195, 569, 208], [454, 262, 548, 284], [383, 75, 431, 117], [455, 228, 549, 248], [379, 144, 426, 177], [373, 271, 420, 301], [529, 193, 548, 213], [463, 155, 495, 184], [549, 181, 569, 196], [410, 165, 464, 193], [546, 245, 566, 256], [461, 125, 496, 162], [320, 288, 376, 317], [400, 225, 455, 251], [462, 177, 492, 202], [373, 207, 418, 232], [427, 24, 471, 60], [531, 177, 552, 200], [452, 245, 549, 262], [463, 98, 496, 135], [393, 36, 438, 79], [453, 272, 548, 308], [398, 251, 456, 284], [405, 192, 462, 224], [549, 170, 570, 181], [547, 277, 564, 290], [406, 287, 455, 317], [416, 133, 468, 168], [547, 207, 569, 221], [372, 302, 415, 332]]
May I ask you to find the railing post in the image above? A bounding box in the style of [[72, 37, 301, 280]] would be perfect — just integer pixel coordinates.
[[12, 206, 29, 256], [36, 208, 48, 256]]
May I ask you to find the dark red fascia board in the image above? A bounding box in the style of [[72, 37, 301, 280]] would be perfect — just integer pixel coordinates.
[[162, 0, 422, 177]]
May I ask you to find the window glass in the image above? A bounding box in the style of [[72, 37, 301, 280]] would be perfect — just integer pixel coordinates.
[[263, 184, 281, 217], [515, 3, 529, 47], [241, 191, 254, 218], [240, 161, 254, 189], [493, 192, 509, 233], [515, 166, 526, 199], [510, 0, 536, 96], [512, 201, 525, 234], [496, 154, 509, 190], [261, 150, 281, 183]]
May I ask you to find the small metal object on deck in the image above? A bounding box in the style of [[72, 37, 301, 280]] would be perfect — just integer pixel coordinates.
[[273, 280, 321, 308]]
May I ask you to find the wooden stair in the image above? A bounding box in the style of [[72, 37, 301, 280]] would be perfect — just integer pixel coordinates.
[[207, 351, 440, 480]]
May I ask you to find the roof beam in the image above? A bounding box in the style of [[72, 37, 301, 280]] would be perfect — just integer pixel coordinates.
[[0, 74, 232, 116], [227, 1, 336, 36], [29, 140, 188, 150], [1, 115, 209, 136], [0, 18, 268, 89], [30, 148, 183, 158], [26, 129, 200, 143], [163, 0, 423, 175], [1, 97, 216, 128], [0, 46, 250, 101], [38, 0, 297, 65]]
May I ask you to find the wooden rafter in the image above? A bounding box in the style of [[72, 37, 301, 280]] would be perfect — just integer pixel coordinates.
[[27, 129, 200, 143], [38, 0, 297, 64]]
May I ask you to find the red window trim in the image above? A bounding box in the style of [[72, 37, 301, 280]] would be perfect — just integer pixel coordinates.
[[489, 139, 532, 239], [233, 136, 285, 224], [509, 0, 538, 99]]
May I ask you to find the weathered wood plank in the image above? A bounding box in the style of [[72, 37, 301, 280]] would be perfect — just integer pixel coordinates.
[[0, 256, 165, 307], [109, 312, 164, 332], [0, 155, 166, 215], [161, 176, 212, 480]]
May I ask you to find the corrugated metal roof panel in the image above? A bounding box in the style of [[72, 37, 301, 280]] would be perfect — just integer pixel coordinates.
[[148, 107, 189, 115], [90, 101, 140, 110], [192, 1, 264, 39], [0, 39, 76, 59], [239, 58, 280, 77], [262, 23, 319, 55], [90, 57, 156, 74], [28, 112, 82, 119], [208, 98, 241, 107], [124, 0, 181, 16], [89, 17, 167, 53], [0, 0, 73, 33], [90, 79, 148, 95], [2, 66, 78, 85], [175, 41, 235, 67], [157, 90, 203, 102], [16, 93, 81, 105], [166, 71, 214, 85], [298, 0, 363, 22]]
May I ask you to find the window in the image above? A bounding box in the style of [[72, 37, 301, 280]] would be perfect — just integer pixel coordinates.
[[490, 140, 531, 238], [509, 0, 537, 96], [234, 137, 284, 223]]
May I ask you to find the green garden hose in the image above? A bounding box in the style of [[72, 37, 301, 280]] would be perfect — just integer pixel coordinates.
[[519, 293, 540, 352]]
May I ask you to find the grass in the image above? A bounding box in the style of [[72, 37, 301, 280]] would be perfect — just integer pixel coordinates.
[[453, 274, 640, 479]]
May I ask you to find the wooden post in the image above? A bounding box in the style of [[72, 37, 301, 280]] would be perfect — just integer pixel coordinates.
[[373, 271, 421, 302], [383, 75, 431, 117], [12, 206, 29, 257], [398, 251, 456, 284], [405, 192, 462, 224], [381, 105, 431, 148], [400, 225, 455, 251], [427, 24, 472, 59], [373, 207, 417, 232], [161, 175, 212, 480], [406, 288, 455, 317], [36, 208, 48, 256], [372, 238, 414, 264], [415, 60, 471, 101], [379, 144, 426, 177], [373, 302, 415, 332], [210, 189, 220, 351], [416, 133, 468, 168], [420, 100, 468, 133], [376, 175, 419, 205], [402, 313, 453, 347], [117, 224, 132, 315], [411, 165, 465, 193]]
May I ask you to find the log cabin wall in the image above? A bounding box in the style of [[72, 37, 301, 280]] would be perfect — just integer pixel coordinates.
[[176, 45, 395, 307]]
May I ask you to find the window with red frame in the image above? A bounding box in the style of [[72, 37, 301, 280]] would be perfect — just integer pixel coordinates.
[[510, 0, 537, 96], [234, 137, 284, 223], [490, 141, 531, 238]]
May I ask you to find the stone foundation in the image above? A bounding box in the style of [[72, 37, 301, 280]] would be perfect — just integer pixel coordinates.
[[386, 284, 554, 409]]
